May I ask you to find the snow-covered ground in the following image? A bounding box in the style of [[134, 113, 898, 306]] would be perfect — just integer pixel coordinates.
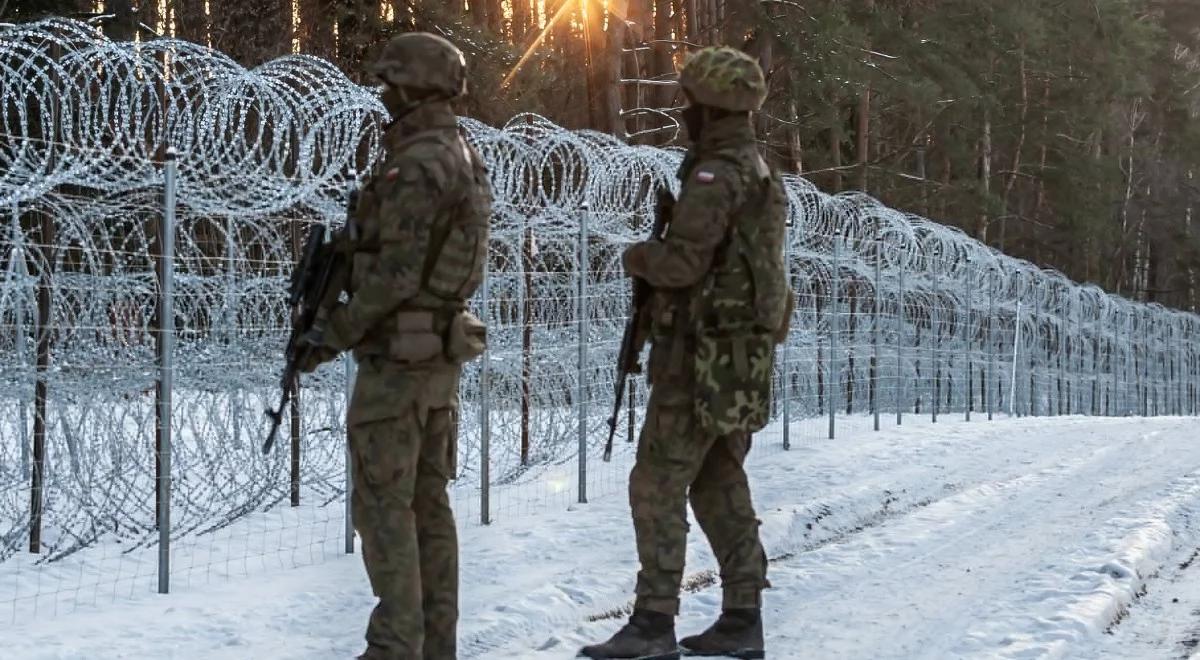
[[5, 415, 1200, 659]]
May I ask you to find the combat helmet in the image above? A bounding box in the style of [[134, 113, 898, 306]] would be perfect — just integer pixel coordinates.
[[678, 46, 767, 112], [371, 32, 467, 98]]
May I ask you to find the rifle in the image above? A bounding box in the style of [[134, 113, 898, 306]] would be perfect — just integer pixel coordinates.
[[604, 185, 674, 461], [262, 190, 357, 454]]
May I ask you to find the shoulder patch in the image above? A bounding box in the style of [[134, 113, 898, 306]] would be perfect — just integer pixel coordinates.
[[385, 167, 400, 181], [695, 170, 716, 184]]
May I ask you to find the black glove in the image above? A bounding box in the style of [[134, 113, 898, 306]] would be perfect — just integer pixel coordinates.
[[296, 326, 339, 373]]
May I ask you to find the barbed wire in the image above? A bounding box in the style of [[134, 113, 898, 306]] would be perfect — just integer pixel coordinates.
[[0, 18, 1197, 612]]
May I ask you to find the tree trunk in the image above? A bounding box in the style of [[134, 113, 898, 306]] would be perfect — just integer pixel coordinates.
[[788, 101, 803, 173], [831, 107, 844, 192], [336, 0, 383, 82], [605, 9, 629, 138], [1115, 104, 1145, 295], [488, 0, 503, 33], [1000, 53, 1031, 250], [724, 0, 750, 45], [856, 87, 870, 192], [209, 0, 291, 67], [1188, 170, 1196, 311], [512, 0, 531, 42], [855, 0, 873, 192], [172, 0, 209, 44], [977, 106, 991, 242], [300, 0, 336, 62], [654, 0, 674, 110]]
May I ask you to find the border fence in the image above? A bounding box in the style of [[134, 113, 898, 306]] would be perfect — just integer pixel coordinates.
[[2, 19, 1198, 623]]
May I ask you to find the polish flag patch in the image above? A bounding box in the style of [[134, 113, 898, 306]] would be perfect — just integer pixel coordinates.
[[695, 170, 716, 183], [385, 167, 400, 181]]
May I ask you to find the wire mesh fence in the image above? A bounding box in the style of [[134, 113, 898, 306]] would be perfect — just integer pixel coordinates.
[[2, 18, 1198, 624]]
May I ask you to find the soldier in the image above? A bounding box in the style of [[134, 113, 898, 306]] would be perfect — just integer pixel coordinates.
[[299, 33, 492, 660], [581, 47, 791, 660]]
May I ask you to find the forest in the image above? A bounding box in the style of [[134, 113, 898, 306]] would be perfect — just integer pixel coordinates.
[[6, 0, 1200, 313]]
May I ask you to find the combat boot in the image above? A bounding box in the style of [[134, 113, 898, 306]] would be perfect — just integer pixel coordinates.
[[678, 608, 764, 658], [579, 609, 680, 660]]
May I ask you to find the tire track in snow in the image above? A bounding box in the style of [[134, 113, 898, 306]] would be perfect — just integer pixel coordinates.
[[465, 439, 1099, 658], [1078, 475, 1200, 659], [459, 478, 970, 658], [584, 482, 965, 624], [460, 419, 1198, 660], [751, 425, 1200, 659]]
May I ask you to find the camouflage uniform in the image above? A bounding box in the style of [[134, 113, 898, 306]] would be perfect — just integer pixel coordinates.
[[306, 33, 491, 660], [582, 47, 790, 660]]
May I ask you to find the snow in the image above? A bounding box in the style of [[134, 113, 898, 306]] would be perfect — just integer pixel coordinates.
[[5, 415, 1200, 659]]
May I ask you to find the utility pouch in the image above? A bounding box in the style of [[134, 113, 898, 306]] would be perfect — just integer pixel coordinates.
[[445, 310, 487, 364], [387, 310, 443, 364]]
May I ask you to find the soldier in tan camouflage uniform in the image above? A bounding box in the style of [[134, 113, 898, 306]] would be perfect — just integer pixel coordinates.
[[300, 33, 492, 660], [581, 47, 791, 660]]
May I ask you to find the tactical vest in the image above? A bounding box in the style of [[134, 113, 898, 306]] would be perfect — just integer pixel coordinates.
[[687, 145, 791, 437], [419, 130, 492, 305], [352, 127, 492, 311], [347, 126, 492, 365], [693, 146, 789, 335]]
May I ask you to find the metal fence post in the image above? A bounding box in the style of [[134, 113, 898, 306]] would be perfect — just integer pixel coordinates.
[[1109, 332, 1117, 416], [1138, 313, 1147, 417], [1032, 281, 1042, 416], [344, 355, 356, 551], [1140, 316, 1147, 416], [226, 216, 242, 449], [896, 258, 905, 427], [29, 202, 54, 554], [157, 148, 178, 594], [986, 268, 995, 421], [1190, 336, 1195, 415], [1183, 326, 1189, 416], [873, 224, 881, 432], [1080, 303, 1089, 412], [1142, 319, 1152, 417], [1010, 300, 1022, 416], [1169, 323, 1176, 416], [931, 267, 940, 424], [289, 221, 302, 507], [577, 203, 590, 504], [10, 210, 31, 478], [1125, 314, 1134, 417], [1189, 338, 1193, 415], [1054, 294, 1063, 416], [479, 249, 492, 525], [1087, 318, 1095, 415], [829, 235, 840, 440], [1177, 324, 1185, 416], [1153, 318, 1159, 415], [964, 259, 973, 421], [782, 221, 793, 449], [1171, 324, 1180, 417]]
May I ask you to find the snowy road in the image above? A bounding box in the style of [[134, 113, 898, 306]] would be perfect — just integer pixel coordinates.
[[6, 415, 1200, 659]]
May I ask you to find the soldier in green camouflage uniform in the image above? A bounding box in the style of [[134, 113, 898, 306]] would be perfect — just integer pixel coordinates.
[[581, 47, 791, 660], [300, 33, 492, 660]]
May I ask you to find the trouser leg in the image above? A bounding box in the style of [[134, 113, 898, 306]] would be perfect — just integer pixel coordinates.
[[689, 432, 768, 609], [629, 384, 712, 615], [415, 406, 458, 659], [350, 416, 424, 659]]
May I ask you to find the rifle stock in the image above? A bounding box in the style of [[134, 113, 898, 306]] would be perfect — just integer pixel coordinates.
[[604, 185, 673, 461]]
